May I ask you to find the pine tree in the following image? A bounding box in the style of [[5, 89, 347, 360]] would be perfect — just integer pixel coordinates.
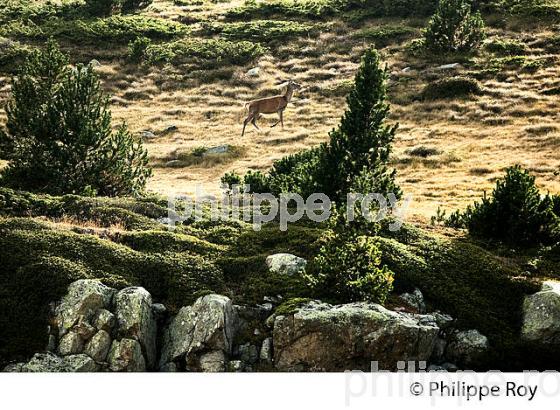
[[0, 40, 151, 196], [316, 47, 400, 203], [424, 0, 486, 53]]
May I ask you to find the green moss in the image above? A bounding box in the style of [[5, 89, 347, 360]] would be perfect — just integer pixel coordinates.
[[484, 39, 526, 55], [117, 230, 224, 255], [356, 25, 416, 47], [275, 297, 312, 315]]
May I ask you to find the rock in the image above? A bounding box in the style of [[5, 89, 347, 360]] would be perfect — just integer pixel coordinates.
[[437, 63, 461, 70], [93, 309, 116, 333], [197, 350, 227, 372], [74, 316, 96, 340], [114, 287, 157, 369], [165, 160, 182, 168], [442, 362, 459, 372], [273, 301, 439, 371], [246, 67, 260, 77], [89, 59, 101, 67], [162, 125, 178, 134], [160, 294, 236, 369], [398, 288, 426, 313], [141, 130, 156, 139], [260, 337, 273, 363], [431, 337, 447, 363], [160, 362, 178, 372], [521, 281, 560, 345], [64, 354, 99, 372], [152, 303, 167, 317], [204, 145, 230, 155], [46, 335, 57, 352], [85, 330, 112, 362], [4, 353, 97, 372], [228, 360, 245, 372], [54, 279, 114, 337], [402, 67, 412, 72], [445, 329, 488, 367], [58, 331, 83, 356], [107, 339, 146, 372], [265, 253, 307, 276], [431, 311, 454, 329], [239, 343, 259, 365]]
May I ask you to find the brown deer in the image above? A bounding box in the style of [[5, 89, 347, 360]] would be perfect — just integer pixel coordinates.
[[241, 80, 302, 136]]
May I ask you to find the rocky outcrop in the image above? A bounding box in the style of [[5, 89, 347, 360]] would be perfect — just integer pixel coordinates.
[[266, 253, 307, 276], [397, 288, 426, 313], [5, 279, 157, 372], [273, 301, 440, 371], [159, 294, 236, 371], [445, 329, 489, 367], [521, 281, 560, 346]]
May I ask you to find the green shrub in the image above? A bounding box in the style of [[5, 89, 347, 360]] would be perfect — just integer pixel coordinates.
[[127, 36, 151, 62], [85, 0, 153, 16], [446, 165, 560, 246], [221, 171, 243, 189], [0, 40, 151, 196], [484, 38, 526, 55], [424, 0, 486, 53], [144, 38, 265, 67], [0, 38, 33, 72], [243, 170, 271, 194], [305, 230, 394, 304], [422, 76, 483, 99], [383, 0, 438, 17]]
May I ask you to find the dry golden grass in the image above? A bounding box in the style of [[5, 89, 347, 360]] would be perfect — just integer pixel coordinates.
[[0, 1, 558, 221]]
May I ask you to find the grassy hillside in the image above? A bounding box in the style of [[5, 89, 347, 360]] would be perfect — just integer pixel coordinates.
[[1, 0, 559, 219]]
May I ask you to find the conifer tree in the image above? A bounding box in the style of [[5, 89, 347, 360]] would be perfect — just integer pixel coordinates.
[[0, 40, 151, 196], [317, 47, 400, 203]]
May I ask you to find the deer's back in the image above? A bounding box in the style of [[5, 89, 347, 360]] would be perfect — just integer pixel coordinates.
[[247, 95, 287, 113]]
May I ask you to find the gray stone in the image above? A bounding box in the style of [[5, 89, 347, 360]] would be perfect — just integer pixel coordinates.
[[58, 331, 83, 356], [46, 335, 57, 352], [398, 288, 426, 313], [160, 362, 178, 372], [445, 329, 489, 367], [273, 301, 439, 371], [228, 360, 245, 372], [54, 279, 114, 337], [260, 337, 273, 363], [74, 316, 97, 340], [204, 145, 230, 155], [246, 67, 260, 77], [107, 339, 146, 372], [198, 350, 227, 372], [165, 160, 182, 168], [85, 330, 112, 362], [431, 337, 447, 363], [431, 311, 454, 329], [442, 362, 459, 372], [4, 353, 97, 372], [89, 59, 101, 67], [163, 125, 178, 134], [160, 294, 236, 369], [265, 253, 307, 276], [521, 281, 560, 345], [437, 63, 461, 70], [93, 309, 116, 333], [141, 130, 156, 139], [239, 343, 259, 365], [114, 287, 157, 369]]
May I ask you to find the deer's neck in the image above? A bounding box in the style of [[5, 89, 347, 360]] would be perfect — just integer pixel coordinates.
[[284, 87, 294, 103]]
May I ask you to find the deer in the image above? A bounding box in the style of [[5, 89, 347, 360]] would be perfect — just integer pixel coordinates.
[[241, 80, 302, 136]]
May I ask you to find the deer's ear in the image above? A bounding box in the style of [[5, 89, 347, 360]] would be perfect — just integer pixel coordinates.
[[277, 81, 289, 88]]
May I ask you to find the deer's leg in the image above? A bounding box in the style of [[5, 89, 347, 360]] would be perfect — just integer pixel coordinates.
[[242, 114, 252, 136], [280, 110, 284, 130], [251, 115, 260, 130]]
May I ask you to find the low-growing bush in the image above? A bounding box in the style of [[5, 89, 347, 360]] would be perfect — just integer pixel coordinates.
[[422, 76, 483, 100], [305, 230, 394, 304], [446, 165, 560, 246], [424, 0, 486, 53], [0, 15, 187, 43], [484, 38, 526, 55], [0, 38, 32, 72], [85, 0, 153, 16], [127, 36, 152, 62], [144, 38, 266, 67]]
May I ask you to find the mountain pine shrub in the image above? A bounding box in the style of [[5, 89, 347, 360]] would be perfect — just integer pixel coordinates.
[[424, 0, 486, 53], [0, 40, 151, 196], [446, 165, 560, 246]]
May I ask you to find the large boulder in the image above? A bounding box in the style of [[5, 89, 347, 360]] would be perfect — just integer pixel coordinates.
[[4, 353, 98, 372], [84, 330, 112, 362], [521, 281, 560, 346], [445, 329, 489, 367], [273, 301, 439, 371], [266, 253, 307, 276], [114, 287, 157, 369], [159, 294, 236, 371], [54, 279, 115, 337], [107, 338, 146, 372]]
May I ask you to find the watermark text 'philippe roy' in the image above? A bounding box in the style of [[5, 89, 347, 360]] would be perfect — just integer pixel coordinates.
[[165, 184, 411, 231]]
